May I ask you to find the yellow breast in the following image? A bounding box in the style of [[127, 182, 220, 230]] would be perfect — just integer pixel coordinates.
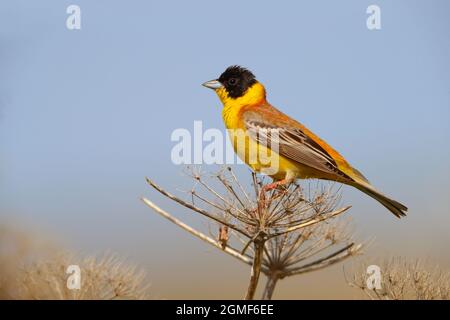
[[219, 82, 266, 130], [215, 83, 300, 179]]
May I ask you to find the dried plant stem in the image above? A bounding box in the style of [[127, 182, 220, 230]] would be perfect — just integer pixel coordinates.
[[260, 243, 361, 299], [262, 274, 280, 300], [145, 177, 250, 237], [245, 239, 265, 300], [141, 197, 254, 267], [267, 206, 351, 239], [284, 243, 359, 276]]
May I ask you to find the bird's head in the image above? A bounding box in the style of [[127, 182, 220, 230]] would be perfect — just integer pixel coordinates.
[[202, 65, 266, 106]]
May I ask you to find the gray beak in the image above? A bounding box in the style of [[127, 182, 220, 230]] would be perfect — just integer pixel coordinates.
[[202, 79, 223, 90]]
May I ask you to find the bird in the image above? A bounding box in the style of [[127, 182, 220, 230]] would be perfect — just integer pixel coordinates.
[[202, 65, 407, 218]]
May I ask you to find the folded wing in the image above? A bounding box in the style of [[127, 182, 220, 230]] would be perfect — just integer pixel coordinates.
[[243, 112, 351, 181]]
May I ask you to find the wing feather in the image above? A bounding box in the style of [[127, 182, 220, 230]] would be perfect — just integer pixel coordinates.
[[244, 116, 351, 180]]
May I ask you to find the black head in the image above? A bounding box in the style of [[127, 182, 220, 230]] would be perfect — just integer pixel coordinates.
[[218, 66, 257, 99]]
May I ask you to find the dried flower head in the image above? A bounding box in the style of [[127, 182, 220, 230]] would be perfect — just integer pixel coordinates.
[[143, 166, 362, 299], [347, 257, 450, 300]]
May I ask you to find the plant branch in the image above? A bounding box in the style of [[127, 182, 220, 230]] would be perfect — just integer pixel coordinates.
[[267, 206, 351, 239], [141, 197, 255, 267], [262, 274, 280, 300], [145, 177, 250, 238], [284, 243, 362, 276], [244, 239, 265, 300]]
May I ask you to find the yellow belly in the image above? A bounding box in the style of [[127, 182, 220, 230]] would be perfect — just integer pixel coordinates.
[[224, 119, 335, 182], [227, 129, 320, 181]]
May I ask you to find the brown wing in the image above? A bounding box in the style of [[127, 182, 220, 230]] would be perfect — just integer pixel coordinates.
[[243, 113, 352, 180]]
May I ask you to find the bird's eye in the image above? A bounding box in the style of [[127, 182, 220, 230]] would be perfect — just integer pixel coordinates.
[[228, 78, 238, 86]]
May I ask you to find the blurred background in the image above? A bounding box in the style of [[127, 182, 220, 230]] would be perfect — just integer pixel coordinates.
[[1, 0, 449, 299]]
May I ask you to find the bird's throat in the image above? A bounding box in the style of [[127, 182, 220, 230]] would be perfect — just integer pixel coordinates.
[[219, 82, 266, 129]]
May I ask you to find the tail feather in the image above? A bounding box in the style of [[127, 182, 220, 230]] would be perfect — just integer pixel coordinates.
[[353, 183, 408, 218]]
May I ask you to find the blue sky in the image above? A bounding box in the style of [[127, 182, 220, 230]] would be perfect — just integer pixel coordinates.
[[1, 0, 449, 298]]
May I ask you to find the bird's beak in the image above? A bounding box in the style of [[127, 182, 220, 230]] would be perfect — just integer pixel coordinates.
[[202, 79, 223, 90]]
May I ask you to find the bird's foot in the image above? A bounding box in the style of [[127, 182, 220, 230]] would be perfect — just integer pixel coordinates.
[[260, 179, 290, 198], [257, 179, 290, 212]]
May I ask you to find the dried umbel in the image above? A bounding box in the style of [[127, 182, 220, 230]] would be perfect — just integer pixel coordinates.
[[17, 253, 149, 300], [143, 166, 362, 299], [0, 226, 149, 300], [347, 258, 450, 300]]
